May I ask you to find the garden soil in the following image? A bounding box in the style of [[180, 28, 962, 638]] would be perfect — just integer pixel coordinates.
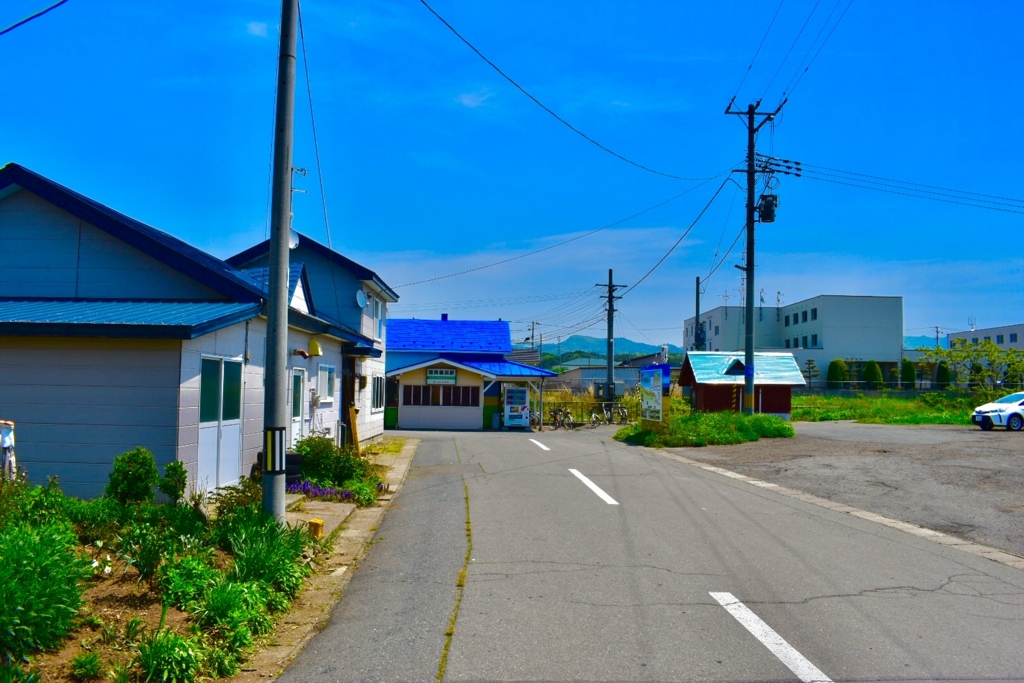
[[668, 421, 1024, 558]]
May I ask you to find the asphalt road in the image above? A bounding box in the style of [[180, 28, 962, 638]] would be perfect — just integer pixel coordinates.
[[281, 427, 1024, 683]]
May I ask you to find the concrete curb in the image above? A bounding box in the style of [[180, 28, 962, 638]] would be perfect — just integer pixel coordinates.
[[232, 438, 421, 682], [654, 449, 1024, 572]]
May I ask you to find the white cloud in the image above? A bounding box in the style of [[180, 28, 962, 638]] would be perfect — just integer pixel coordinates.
[[247, 21, 269, 38], [455, 89, 492, 108]]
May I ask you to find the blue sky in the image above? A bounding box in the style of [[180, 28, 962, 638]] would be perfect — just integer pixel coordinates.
[[3, 1, 1022, 345]]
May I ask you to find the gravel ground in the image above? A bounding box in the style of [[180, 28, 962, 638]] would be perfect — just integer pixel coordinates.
[[668, 421, 1024, 557]]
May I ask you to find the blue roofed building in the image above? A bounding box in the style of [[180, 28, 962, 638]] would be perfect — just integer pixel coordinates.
[[679, 351, 805, 418], [386, 315, 556, 430], [0, 163, 392, 497]]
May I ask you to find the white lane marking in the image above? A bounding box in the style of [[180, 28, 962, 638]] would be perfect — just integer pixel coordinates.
[[710, 592, 831, 683], [529, 438, 550, 451], [569, 469, 619, 505]]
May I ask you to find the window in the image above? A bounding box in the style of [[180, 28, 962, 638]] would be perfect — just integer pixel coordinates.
[[984, 336, 991, 342], [372, 376, 385, 411], [317, 363, 335, 403], [714, 325, 720, 336], [402, 384, 479, 407], [997, 335, 1005, 344], [801, 311, 808, 323], [811, 334, 818, 347], [785, 314, 790, 327], [1012, 333, 1019, 343], [811, 308, 817, 321], [785, 339, 791, 348], [802, 336, 808, 348], [972, 337, 979, 343], [368, 296, 385, 340], [793, 337, 799, 348]]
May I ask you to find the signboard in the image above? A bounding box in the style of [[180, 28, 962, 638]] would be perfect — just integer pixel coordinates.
[[426, 368, 457, 385], [504, 387, 530, 428], [639, 368, 663, 421]]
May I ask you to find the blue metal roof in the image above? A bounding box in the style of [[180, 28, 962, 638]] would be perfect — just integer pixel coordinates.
[[0, 164, 266, 303], [227, 232, 398, 302], [242, 263, 312, 312], [0, 300, 260, 339], [460, 359, 557, 378], [388, 319, 512, 353], [682, 352, 806, 386]]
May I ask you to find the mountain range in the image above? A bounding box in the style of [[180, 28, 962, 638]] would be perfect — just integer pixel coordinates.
[[515, 335, 683, 356]]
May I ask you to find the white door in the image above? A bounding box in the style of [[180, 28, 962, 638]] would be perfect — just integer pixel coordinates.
[[291, 368, 305, 447], [197, 357, 243, 491]]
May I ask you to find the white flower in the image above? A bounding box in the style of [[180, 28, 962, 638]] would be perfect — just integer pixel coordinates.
[[91, 560, 100, 568], [105, 554, 111, 562], [103, 565, 112, 575]]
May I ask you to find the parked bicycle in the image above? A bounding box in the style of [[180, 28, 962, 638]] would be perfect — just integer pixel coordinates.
[[1, 419, 16, 481]]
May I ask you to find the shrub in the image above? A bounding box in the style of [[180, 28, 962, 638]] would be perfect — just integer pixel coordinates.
[[826, 359, 849, 388], [228, 510, 309, 599], [105, 447, 159, 505], [0, 664, 40, 683], [614, 412, 794, 448], [900, 358, 916, 388], [117, 522, 165, 583], [158, 461, 188, 506], [69, 651, 103, 681], [160, 557, 220, 611], [0, 524, 90, 662], [342, 480, 378, 507], [0, 477, 70, 533], [296, 433, 365, 488], [862, 360, 884, 389], [63, 497, 124, 546], [203, 647, 239, 678], [194, 581, 273, 656], [936, 360, 951, 389], [136, 629, 202, 683]]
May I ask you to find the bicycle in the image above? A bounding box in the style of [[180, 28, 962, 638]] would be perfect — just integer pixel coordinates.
[[1, 420, 16, 482]]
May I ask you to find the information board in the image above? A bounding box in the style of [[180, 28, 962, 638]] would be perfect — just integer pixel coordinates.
[[639, 368, 663, 422]]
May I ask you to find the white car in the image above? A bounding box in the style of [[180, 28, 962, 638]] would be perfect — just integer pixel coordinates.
[[972, 392, 1024, 431]]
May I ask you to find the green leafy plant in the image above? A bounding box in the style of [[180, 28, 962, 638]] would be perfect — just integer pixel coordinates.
[[194, 581, 273, 658], [136, 628, 202, 683], [0, 663, 41, 683], [862, 360, 884, 389], [826, 358, 849, 388], [229, 512, 310, 599], [105, 447, 159, 505], [159, 557, 221, 611], [0, 523, 90, 661], [69, 651, 103, 681], [341, 480, 379, 507], [158, 461, 188, 506], [296, 433, 366, 488], [900, 357, 917, 388], [202, 646, 239, 678], [936, 360, 952, 389], [117, 522, 165, 583], [122, 617, 147, 648], [614, 411, 794, 448], [105, 659, 133, 683]]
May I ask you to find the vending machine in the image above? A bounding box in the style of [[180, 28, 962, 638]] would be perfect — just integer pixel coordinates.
[[503, 386, 530, 429]]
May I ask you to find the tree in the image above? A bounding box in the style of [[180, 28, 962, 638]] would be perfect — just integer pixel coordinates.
[[900, 358, 916, 389], [935, 360, 951, 389], [862, 360, 883, 389], [826, 359, 849, 389], [803, 359, 820, 386]]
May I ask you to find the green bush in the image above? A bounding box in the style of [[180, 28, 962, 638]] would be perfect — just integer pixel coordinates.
[[194, 580, 275, 657], [136, 629, 202, 683], [0, 663, 41, 683], [792, 393, 973, 424], [160, 557, 220, 611], [825, 359, 849, 388], [105, 447, 159, 505], [202, 647, 239, 678], [862, 360, 884, 389], [936, 360, 951, 389], [117, 522, 165, 583], [69, 651, 103, 681], [0, 478, 70, 533], [0, 524, 90, 662], [296, 433, 365, 488], [158, 461, 188, 506], [223, 506, 309, 599], [342, 480, 379, 507], [63, 497, 124, 546], [900, 358, 916, 388], [614, 411, 794, 448]]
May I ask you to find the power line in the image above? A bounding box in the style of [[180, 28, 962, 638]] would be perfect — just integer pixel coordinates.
[[0, 0, 68, 37], [418, 0, 717, 181], [785, 0, 855, 98], [779, 0, 843, 99], [621, 178, 735, 298], [618, 310, 654, 345], [395, 170, 733, 288], [760, 0, 820, 101], [731, 0, 786, 100], [298, 1, 333, 249], [703, 222, 745, 289]]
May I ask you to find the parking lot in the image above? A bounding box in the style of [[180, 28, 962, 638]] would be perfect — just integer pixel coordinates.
[[670, 421, 1024, 557]]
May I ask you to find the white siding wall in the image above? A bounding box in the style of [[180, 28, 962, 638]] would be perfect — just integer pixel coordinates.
[[0, 336, 181, 498], [0, 190, 225, 300], [356, 356, 385, 441]]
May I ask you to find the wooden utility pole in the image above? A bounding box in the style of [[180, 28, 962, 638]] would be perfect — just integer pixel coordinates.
[[598, 269, 625, 399]]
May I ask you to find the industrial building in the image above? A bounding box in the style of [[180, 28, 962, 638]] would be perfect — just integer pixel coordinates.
[[947, 323, 1024, 350]]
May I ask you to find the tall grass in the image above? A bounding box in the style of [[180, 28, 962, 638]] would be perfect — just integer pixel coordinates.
[[792, 392, 975, 425], [615, 411, 794, 448]]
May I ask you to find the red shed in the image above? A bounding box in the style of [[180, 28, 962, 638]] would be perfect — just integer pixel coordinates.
[[679, 352, 805, 418]]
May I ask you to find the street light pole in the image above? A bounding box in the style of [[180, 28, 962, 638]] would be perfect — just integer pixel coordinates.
[[263, 0, 299, 523]]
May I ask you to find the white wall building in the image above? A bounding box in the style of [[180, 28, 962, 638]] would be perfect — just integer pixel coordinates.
[[683, 295, 904, 378], [947, 323, 1024, 350]]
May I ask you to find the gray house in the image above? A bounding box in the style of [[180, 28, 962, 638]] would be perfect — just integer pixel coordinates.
[[0, 163, 395, 498]]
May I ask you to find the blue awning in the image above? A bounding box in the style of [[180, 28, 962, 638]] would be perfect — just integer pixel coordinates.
[[0, 299, 260, 339]]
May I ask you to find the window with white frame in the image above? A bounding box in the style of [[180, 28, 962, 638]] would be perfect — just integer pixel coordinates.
[[371, 375, 385, 411], [317, 363, 335, 403], [369, 296, 385, 340]]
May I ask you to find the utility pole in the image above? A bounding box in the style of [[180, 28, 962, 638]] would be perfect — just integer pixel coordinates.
[[935, 326, 941, 349], [725, 98, 785, 414], [693, 276, 701, 351], [597, 269, 625, 400], [263, 0, 299, 523], [529, 321, 541, 350]]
